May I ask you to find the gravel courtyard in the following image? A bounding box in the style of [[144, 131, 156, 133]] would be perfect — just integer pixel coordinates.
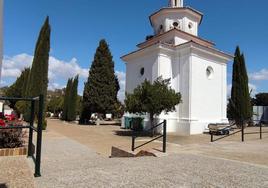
[[29, 119, 268, 188], [1, 119, 268, 187]]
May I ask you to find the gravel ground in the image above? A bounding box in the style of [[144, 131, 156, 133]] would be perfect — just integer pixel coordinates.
[[0, 156, 35, 188], [32, 132, 268, 188]]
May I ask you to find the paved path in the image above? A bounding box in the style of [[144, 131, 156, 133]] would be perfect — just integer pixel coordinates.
[[31, 119, 268, 187]]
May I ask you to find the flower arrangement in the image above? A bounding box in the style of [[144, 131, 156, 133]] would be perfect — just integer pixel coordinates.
[[0, 113, 25, 149]]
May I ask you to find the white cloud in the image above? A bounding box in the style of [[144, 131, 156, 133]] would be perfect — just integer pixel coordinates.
[[249, 69, 268, 81], [2, 53, 33, 78], [1, 53, 126, 102], [48, 57, 88, 80], [1, 53, 89, 91], [48, 83, 65, 91], [116, 71, 126, 102]]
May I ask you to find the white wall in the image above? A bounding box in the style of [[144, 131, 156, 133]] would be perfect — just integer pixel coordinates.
[[174, 36, 188, 45], [124, 44, 229, 135], [125, 52, 159, 93], [152, 12, 199, 36], [182, 17, 198, 36], [190, 54, 227, 124]]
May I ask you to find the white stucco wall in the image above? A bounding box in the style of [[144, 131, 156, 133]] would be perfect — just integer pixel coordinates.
[[152, 12, 199, 36], [182, 17, 198, 36], [174, 36, 188, 45], [124, 43, 230, 135], [125, 52, 159, 93], [188, 53, 227, 134], [190, 55, 224, 120]]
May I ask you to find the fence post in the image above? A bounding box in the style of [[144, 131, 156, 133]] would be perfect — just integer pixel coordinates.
[[34, 95, 44, 177], [210, 132, 213, 142], [27, 100, 35, 157], [131, 135, 135, 152], [163, 120, 167, 153], [260, 122, 262, 140], [241, 120, 244, 142]]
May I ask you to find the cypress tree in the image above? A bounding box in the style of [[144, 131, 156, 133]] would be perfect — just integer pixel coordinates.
[[62, 78, 72, 121], [5, 68, 30, 109], [230, 46, 252, 127], [62, 76, 79, 121], [80, 39, 118, 123], [26, 16, 50, 129], [67, 75, 79, 121]]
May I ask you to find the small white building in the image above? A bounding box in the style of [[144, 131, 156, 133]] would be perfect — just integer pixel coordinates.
[[122, 0, 233, 135]]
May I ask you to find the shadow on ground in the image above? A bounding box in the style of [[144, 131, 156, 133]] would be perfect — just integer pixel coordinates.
[[0, 184, 7, 188], [113, 130, 161, 138]]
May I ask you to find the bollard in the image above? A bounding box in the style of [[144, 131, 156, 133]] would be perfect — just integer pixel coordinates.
[[163, 120, 167, 153], [28, 100, 35, 157]]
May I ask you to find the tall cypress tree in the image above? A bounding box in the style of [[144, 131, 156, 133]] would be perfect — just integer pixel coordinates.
[[62, 78, 72, 121], [230, 46, 252, 126], [26, 16, 51, 129], [80, 39, 118, 123], [62, 76, 79, 121], [5, 68, 30, 109], [67, 75, 79, 121]]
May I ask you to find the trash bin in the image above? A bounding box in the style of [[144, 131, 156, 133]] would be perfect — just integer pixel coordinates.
[[124, 117, 132, 129], [130, 117, 144, 131]]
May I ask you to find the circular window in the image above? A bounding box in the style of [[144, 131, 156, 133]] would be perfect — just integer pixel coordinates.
[[188, 22, 193, 29], [206, 66, 214, 79], [173, 22, 179, 27], [140, 67, 145, 76]]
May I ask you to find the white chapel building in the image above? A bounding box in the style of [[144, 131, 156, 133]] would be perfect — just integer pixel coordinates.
[[122, 0, 233, 135]]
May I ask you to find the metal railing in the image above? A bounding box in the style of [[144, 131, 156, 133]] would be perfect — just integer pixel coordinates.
[[210, 120, 268, 142], [131, 120, 167, 153], [0, 95, 44, 177]]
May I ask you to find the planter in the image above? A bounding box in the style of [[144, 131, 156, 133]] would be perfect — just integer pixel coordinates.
[[0, 147, 27, 157]]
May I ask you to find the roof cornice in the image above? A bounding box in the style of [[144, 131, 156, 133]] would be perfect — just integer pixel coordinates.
[[175, 41, 233, 62], [149, 6, 203, 26], [137, 28, 214, 49], [121, 41, 233, 63]]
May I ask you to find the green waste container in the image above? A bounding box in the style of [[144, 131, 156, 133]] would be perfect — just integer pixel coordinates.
[[131, 117, 144, 131], [124, 117, 132, 129]]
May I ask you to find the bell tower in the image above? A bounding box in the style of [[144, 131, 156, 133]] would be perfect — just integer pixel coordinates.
[[169, 0, 183, 7]]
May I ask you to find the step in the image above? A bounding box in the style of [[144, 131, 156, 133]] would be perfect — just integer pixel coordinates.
[[110, 145, 168, 158]]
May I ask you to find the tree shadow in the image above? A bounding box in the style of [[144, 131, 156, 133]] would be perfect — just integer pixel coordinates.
[[152, 148, 164, 152], [0, 184, 7, 188], [113, 130, 159, 137]]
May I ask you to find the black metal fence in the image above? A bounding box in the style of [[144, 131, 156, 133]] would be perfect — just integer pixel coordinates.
[[131, 120, 167, 153], [0, 95, 44, 177], [210, 120, 268, 142]]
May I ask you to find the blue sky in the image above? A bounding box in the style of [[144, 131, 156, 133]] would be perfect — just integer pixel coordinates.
[[1, 0, 268, 100]]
